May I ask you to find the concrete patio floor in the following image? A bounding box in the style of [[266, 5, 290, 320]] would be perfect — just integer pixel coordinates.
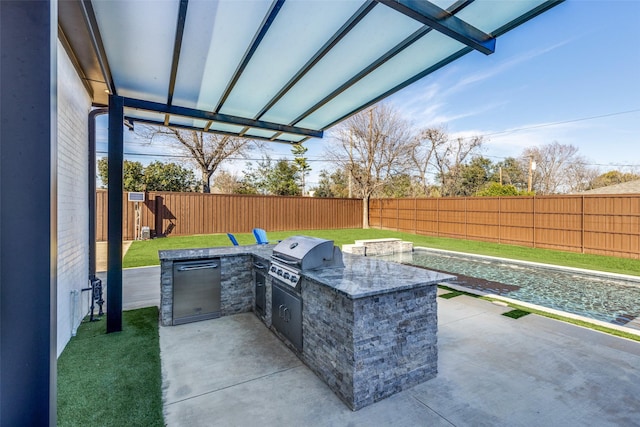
[[101, 266, 640, 426]]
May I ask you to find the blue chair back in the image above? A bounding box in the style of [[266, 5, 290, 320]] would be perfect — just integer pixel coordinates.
[[252, 228, 269, 244], [227, 233, 239, 246]]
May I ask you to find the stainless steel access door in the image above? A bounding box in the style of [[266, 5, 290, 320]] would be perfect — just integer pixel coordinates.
[[271, 282, 302, 351], [172, 259, 221, 325]]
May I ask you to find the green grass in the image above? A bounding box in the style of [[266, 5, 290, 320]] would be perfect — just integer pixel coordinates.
[[439, 291, 464, 299], [502, 309, 531, 319], [123, 228, 640, 277], [57, 307, 163, 427]]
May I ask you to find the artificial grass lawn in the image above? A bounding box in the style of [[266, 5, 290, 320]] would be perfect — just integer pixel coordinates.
[[502, 309, 531, 319], [439, 291, 464, 299], [57, 307, 163, 426], [123, 228, 640, 277]]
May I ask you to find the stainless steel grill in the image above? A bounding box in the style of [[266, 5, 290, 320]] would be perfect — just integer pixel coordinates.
[[269, 236, 343, 352], [269, 235, 344, 289]]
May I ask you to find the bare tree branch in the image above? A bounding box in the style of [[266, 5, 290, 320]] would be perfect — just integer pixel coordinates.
[[137, 125, 262, 192], [325, 104, 415, 227]]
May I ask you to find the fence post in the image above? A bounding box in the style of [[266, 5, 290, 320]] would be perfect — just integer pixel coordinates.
[[532, 196, 536, 249], [498, 197, 501, 244], [413, 197, 418, 234], [437, 198, 440, 237], [581, 195, 585, 254]]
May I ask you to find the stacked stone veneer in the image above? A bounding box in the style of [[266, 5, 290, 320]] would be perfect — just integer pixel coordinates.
[[160, 255, 255, 326], [343, 238, 413, 256], [302, 278, 438, 410]]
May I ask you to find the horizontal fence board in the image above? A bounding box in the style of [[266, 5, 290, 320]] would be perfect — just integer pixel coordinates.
[[370, 195, 640, 260], [96, 190, 362, 241], [97, 191, 640, 260]]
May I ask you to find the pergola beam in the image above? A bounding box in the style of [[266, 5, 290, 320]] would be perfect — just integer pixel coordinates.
[[375, 0, 496, 55], [123, 97, 323, 138]]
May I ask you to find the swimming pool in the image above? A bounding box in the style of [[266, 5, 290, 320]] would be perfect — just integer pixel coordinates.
[[376, 249, 640, 327]]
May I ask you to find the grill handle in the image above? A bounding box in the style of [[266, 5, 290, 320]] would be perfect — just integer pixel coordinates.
[[177, 263, 218, 272], [271, 255, 298, 266], [253, 262, 266, 269]]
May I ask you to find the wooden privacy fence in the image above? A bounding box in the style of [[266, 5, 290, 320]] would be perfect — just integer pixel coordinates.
[[96, 190, 362, 241], [369, 195, 640, 259]]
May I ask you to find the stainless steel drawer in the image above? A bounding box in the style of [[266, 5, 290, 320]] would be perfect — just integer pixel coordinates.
[[173, 259, 221, 325]]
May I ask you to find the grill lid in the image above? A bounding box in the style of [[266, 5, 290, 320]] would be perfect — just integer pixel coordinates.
[[272, 235, 343, 271]]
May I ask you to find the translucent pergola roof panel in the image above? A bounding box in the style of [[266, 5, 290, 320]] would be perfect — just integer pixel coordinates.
[[297, 30, 466, 130], [92, 0, 180, 104], [218, 0, 366, 119], [457, 0, 548, 34], [243, 128, 279, 139], [207, 122, 246, 135], [259, 4, 423, 126], [64, 0, 564, 143], [172, 0, 273, 112]]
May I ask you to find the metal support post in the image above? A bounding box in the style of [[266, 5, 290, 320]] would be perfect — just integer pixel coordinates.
[[107, 95, 124, 333]]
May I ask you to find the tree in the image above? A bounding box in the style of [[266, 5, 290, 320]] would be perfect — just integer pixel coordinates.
[[380, 174, 423, 198], [241, 156, 300, 196], [143, 161, 198, 192], [456, 156, 494, 196], [476, 182, 532, 196], [211, 170, 244, 194], [139, 126, 260, 193], [432, 134, 484, 196], [410, 126, 446, 195], [96, 157, 197, 192], [493, 157, 528, 190], [292, 144, 311, 195], [326, 104, 415, 227], [311, 169, 349, 198], [269, 159, 301, 196], [97, 158, 145, 191], [522, 142, 597, 194], [410, 126, 484, 197], [588, 170, 640, 190]]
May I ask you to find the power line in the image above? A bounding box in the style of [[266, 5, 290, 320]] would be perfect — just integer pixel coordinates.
[[95, 151, 337, 163], [462, 108, 640, 140]]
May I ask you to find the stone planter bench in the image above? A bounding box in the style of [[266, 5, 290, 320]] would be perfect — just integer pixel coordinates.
[[342, 238, 413, 256]]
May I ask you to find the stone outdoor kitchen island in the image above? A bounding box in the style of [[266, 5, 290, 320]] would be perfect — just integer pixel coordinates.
[[159, 242, 454, 410]]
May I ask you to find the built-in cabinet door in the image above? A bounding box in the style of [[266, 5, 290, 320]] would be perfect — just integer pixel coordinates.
[[255, 272, 266, 316], [272, 283, 302, 351]]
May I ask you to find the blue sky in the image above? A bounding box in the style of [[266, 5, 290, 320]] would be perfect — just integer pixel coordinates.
[[101, 0, 639, 188]]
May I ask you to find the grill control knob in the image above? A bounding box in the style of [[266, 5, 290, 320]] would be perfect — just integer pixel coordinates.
[[290, 276, 298, 284], [283, 272, 290, 280], [277, 269, 283, 276]]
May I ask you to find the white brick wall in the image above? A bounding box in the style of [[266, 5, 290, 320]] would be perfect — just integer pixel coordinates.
[[57, 40, 91, 357]]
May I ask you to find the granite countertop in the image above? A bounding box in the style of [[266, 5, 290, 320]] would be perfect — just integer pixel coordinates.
[[159, 245, 455, 299], [158, 244, 274, 261], [304, 253, 455, 299]]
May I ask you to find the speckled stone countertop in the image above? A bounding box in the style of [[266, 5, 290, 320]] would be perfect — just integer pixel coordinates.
[[304, 253, 455, 299], [158, 245, 455, 299], [158, 244, 274, 262]]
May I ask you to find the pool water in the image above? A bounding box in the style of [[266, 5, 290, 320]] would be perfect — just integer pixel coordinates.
[[376, 249, 640, 326]]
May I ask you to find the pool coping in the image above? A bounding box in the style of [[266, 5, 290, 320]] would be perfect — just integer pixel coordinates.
[[414, 246, 640, 284], [413, 246, 640, 338]]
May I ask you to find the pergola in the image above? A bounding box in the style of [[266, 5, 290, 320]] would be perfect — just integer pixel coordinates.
[[1, 0, 563, 424]]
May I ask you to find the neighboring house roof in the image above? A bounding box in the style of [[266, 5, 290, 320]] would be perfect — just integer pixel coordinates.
[[578, 179, 640, 195]]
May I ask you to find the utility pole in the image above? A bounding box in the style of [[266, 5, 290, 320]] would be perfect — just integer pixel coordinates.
[[348, 131, 353, 198], [528, 156, 537, 193]]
